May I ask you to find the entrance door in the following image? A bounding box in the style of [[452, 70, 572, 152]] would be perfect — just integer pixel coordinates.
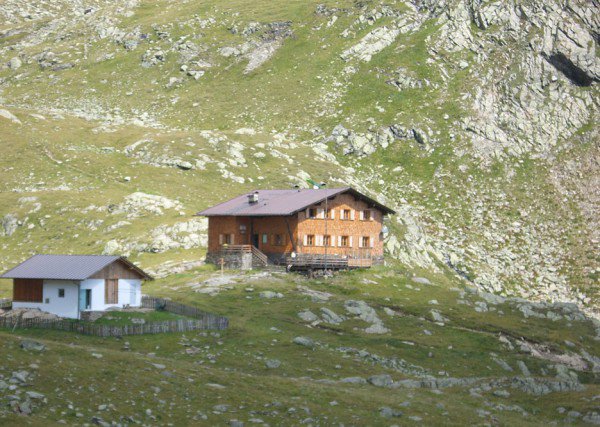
[[79, 289, 92, 311], [252, 233, 259, 248]]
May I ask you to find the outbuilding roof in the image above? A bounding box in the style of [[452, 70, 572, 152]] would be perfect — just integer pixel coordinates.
[[196, 187, 395, 217], [0, 255, 152, 281]]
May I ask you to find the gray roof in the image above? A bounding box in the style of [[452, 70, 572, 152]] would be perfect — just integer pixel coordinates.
[[0, 255, 152, 281], [197, 187, 395, 217]]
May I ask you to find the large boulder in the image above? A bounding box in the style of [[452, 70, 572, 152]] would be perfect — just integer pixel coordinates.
[[20, 340, 46, 352]]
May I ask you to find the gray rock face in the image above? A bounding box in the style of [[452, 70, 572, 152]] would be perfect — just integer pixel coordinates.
[[1, 214, 19, 236]]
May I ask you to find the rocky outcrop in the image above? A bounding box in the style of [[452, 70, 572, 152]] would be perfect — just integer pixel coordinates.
[[103, 218, 207, 255], [108, 193, 184, 219]]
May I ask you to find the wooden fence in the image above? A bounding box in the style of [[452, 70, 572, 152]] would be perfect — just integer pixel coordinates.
[[0, 297, 228, 337]]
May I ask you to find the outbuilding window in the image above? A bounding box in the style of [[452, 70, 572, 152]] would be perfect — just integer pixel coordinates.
[[305, 234, 315, 246], [58, 289, 65, 298], [274, 234, 284, 246], [342, 209, 352, 220], [340, 236, 349, 247], [308, 208, 317, 219]]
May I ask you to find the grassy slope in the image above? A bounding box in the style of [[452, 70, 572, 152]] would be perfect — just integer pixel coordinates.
[[0, 266, 598, 425]]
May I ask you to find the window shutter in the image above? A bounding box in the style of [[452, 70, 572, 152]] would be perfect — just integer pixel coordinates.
[[330, 209, 335, 219], [350, 210, 355, 220], [303, 235, 308, 246], [305, 208, 309, 218], [230, 233, 235, 244], [359, 211, 364, 220], [330, 235, 335, 247], [317, 208, 324, 219], [337, 236, 342, 247], [316, 235, 323, 246], [369, 236, 374, 248], [349, 236, 353, 247], [358, 237, 363, 248], [370, 210, 375, 221], [219, 234, 224, 244]]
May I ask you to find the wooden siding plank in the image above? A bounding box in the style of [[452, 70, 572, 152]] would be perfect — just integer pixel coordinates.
[[13, 279, 43, 302], [90, 259, 145, 280], [105, 279, 118, 304]]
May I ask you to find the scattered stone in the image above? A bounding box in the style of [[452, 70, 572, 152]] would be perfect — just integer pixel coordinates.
[[0, 109, 21, 125], [293, 336, 315, 348], [20, 340, 46, 352], [320, 307, 345, 325], [380, 406, 403, 418], [8, 57, 22, 69], [265, 359, 281, 369], [25, 391, 45, 400], [259, 291, 283, 299], [213, 404, 230, 413], [368, 374, 393, 388], [298, 310, 319, 322], [430, 310, 448, 323], [340, 377, 367, 384]]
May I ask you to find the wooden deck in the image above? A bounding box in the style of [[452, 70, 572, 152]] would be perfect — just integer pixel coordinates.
[[285, 254, 373, 271]]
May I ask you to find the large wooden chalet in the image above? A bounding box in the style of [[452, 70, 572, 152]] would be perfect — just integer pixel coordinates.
[[197, 187, 395, 270]]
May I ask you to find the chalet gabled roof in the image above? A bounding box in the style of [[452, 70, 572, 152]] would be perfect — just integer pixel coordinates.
[[196, 187, 396, 217], [0, 255, 153, 281]]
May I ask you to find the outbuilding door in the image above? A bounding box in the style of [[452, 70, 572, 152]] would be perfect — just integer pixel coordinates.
[[79, 289, 91, 311]]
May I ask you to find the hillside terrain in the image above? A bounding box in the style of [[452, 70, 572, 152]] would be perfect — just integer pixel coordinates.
[[1, 267, 599, 425], [0, 0, 598, 314], [0, 0, 598, 424]]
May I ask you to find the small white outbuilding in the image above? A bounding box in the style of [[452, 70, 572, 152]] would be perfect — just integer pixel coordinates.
[[1, 254, 152, 319]]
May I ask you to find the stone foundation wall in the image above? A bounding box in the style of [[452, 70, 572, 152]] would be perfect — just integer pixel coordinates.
[[206, 252, 253, 270]]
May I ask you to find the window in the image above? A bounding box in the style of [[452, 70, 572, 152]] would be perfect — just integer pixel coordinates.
[[305, 234, 315, 246], [362, 210, 372, 221], [274, 234, 284, 246], [105, 279, 119, 304], [219, 233, 234, 245], [262, 233, 268, 244], [323, 235, 332, 247], [58, 289, 65, 298], [340, 235, 349, 247], [342, 209, 352, 220], [361, 236, 370, 248], [308, 208, 317, 219]]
